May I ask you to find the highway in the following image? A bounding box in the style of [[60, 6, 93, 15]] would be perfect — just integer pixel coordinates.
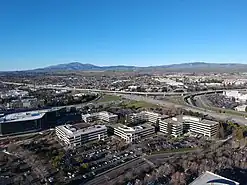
[[3, 81, 247, 125], [1, 81, 224, 96], [119, 94, 247, 126]]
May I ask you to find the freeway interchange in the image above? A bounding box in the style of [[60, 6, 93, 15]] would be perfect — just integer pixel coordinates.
[[2, 81, 247, 126], [2, 81, 247, 185]]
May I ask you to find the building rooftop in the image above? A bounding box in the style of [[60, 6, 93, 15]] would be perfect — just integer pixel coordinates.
[[97, 111, 117, 117], [163, 116, 218, 126], [162, 117, 183, 125], [201, 119, 219, 126], [0, 107, 62, 123], [57, 124, 107, 136], [182, 115, 201, 122], [141, 111, 161, 116], [112, 123, 154, 133], [190, 171, 239, 185]]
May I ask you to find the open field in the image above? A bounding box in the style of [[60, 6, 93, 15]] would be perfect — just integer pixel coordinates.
[[124, 100, 159, 109], [96, 94, 122, 102]]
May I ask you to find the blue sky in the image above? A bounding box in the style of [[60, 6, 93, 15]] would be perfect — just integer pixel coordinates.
[[1, 0, 247, 70]]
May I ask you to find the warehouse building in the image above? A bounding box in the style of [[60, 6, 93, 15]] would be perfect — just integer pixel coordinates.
[[110, 123, 155, 143], [55, 124, 107, 148]]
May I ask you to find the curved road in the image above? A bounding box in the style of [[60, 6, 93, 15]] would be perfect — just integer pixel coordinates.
[[119, 94, 247, 126], [3, 81, 247, 125]]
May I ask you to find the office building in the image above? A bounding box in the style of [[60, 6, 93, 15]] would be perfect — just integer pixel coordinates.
[[190, 171, 239, 185], [159, 120, 170, 134], [81, 111, 118, 123], [127, 112, 148, 124], [55, 124, 107, 148], [97, 111, 118, 123], [0, 108, 66, 136], [140, 111, 161, 123], [159, 117, 183, 137], [111, 123, 155, 143], [81, 113, 97, 123], [159, 116, 219, 138], [182, 116, 218, 138], [224, 90, 247, 103]]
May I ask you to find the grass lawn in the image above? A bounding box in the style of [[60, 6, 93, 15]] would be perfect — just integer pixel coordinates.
[[124, 100, 159, 109], [96, 94, 122, 102]]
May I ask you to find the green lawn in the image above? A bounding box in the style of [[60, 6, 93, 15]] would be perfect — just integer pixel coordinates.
[[124, 100, 159, 109], [96, 94, 121, 102]]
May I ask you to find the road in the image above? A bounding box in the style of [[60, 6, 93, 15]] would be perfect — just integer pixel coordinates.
[[4, 80, 247, 125], [120, 94, 247, 126], [1, 81, 226, 96], [83, 148, 201, 185]]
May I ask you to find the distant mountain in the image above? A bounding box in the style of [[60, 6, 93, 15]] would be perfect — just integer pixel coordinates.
[[3, 62, 247, 73], [33, 62, 101, 71], [32, 62, 138, 72]]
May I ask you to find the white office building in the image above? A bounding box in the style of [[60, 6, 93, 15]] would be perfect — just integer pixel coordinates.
[[96, 111, 118, 123], [235, 105, 247, 112], [182, 116, 218, 138], [111, 123, 155, 143], [81, 111, 118, 123], [170, 117, 183, 137], [55, 124, 107, 148], [140, 111, 161, 123], [127, 112, 148, 123], [159, 116, 219, 138], [159, 120, 170, 134], [223, 90, 247, 103], [81, 113, 97, 122], [159, 117, 183, 137]]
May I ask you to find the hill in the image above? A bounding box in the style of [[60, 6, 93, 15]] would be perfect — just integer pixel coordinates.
[[2, 62, 247, 73]]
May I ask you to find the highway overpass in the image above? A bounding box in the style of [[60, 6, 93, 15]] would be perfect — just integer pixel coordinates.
[[1, 81, 227, 97]]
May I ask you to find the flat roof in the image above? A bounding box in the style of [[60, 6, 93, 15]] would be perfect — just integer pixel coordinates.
[[83, 111, 117, 118], [201, 119, 218, 126], [0, 107, 62, 123], [97, 111, 117, 116], [57, 124, 107, 136], [190, 171, 239, 185], [112, 123, 154, 133], [162, 116, 218, 126], [141, 111, 161, 116], [161, 117, 183, 125]]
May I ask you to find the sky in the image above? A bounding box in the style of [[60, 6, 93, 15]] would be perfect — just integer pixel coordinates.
[[1, 0, 247, 70]]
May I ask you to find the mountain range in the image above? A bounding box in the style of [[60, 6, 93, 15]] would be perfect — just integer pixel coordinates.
[[29, 62, 247, 73], [3, 62, 247, 73]]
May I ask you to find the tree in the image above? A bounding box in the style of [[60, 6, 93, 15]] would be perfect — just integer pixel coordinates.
[[8, 143, 18, 153], [236, 127, 244, 141], [218, 122, 225, 139]]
